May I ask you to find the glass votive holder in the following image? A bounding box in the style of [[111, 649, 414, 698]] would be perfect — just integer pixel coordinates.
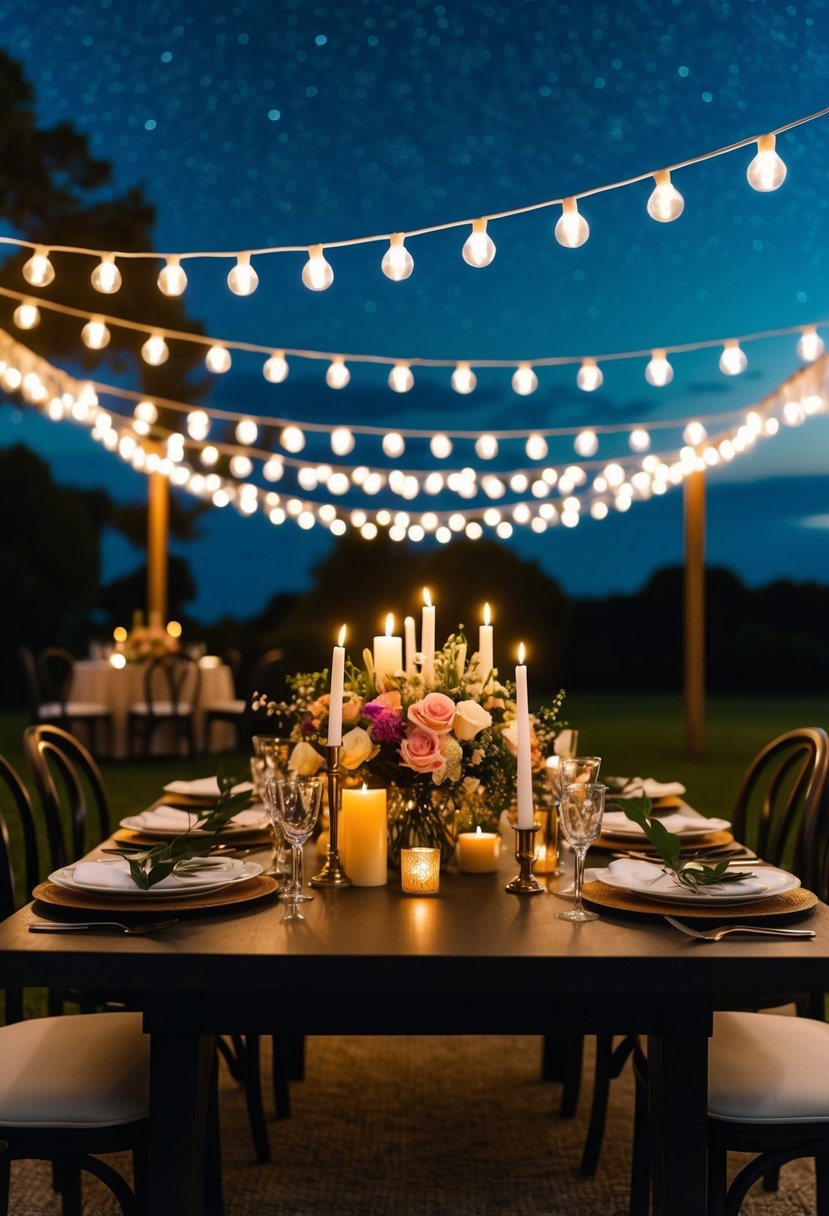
[[400, 847, 440, 895]]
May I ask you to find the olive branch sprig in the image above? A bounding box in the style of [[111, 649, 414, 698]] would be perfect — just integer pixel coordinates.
[[611, 795, 755, 891], [103, 772, 252, 890]]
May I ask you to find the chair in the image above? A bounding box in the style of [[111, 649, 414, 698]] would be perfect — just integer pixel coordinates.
[[202, 648, 249, 754], [579, 726, 829, 1183], [23, 724, 112, 874], [127, 654, 201, 759], [0, 752, 149, 1215], [36, 648, 113, 757]]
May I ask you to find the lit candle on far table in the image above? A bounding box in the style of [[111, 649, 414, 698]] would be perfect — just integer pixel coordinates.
[[457, 826, 500, 873], [421, 587, 436, 684], [479, 602, 494, 688], [515, 642, 534, 829], [404, 615, 417, 676], [340, 785, 387, 886], [327, 624, 347, 746], [373, 614, 403, 689]]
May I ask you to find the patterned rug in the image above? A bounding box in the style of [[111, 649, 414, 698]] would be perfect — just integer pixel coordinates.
[[7, 1034, 817, 1215]]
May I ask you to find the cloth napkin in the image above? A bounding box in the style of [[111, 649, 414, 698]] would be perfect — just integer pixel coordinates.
[[163, 777, 253, 800], [614, 776, 687, 799], [131, 805, 268, 831], [71, 856, 246, 890], [605, 857, 768, 898], [601, 810, 730, 837]]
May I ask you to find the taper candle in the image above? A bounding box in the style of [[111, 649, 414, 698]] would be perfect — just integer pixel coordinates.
[[515, 642, 534, 828], [327, 625, 346, 746], [421, 588, 436, 684], [479, 602, 494, 687], [404, 615, 417, 676]]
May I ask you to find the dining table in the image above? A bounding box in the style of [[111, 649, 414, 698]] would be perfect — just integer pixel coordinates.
[[0, 840, 826, 1216]]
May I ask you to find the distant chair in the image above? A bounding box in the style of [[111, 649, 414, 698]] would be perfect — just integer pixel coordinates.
[[205, 648, 287, 754], [127, 652, 201, 759], [202, 648, 250, 754], [37, 646, 113, 756]]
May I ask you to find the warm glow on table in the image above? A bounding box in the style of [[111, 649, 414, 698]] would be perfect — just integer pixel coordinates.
[[456, 826, 500, 873], [400, 847, 440, 894], [340, 786, 388, 886]]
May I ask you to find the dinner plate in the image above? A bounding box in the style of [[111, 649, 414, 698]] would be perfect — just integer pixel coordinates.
[[119, 807, 270, 838], [599, 811, 731, 841], [49, 859, 263, 899], [162, 778, 254, 801], [594, 861, 800, 906]]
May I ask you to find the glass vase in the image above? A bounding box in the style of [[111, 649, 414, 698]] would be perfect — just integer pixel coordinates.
[[387, 783, 459, 871]]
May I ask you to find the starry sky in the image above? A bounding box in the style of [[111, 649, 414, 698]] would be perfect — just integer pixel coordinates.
[[1, 0, 828, 619]]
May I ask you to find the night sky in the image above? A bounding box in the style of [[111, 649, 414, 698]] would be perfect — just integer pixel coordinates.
[[1, 0, 828, 619]]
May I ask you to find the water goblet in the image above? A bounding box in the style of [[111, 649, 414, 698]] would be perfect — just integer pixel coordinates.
[[252, 736, 293, 876], [556, 782, 606, 923], [554, 757, 601, 892], [267, 775, 323, 919]]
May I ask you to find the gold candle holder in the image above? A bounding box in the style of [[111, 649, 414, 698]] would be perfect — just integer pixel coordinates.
[[505, 825, 545, 895], [310, 745, 352, 888], [400, 847, 440, 895]]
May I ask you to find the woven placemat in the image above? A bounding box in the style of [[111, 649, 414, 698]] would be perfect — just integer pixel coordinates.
[[594, 828, 733, 852], [31, 874, 279, 915], [583, 879, 817, 920]]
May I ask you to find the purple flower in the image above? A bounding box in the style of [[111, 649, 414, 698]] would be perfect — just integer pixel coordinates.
[[367, 709, 407, 744]]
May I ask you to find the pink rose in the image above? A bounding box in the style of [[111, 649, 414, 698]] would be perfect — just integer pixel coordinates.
[[365, 691, 402, 716], [408, 692, 456, 735], [400, 728, 445, 773]]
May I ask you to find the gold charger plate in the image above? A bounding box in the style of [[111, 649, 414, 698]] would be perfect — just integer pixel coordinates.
[[32, 874, 279, 915], [113, 826, 272, 848], [593, 829, 733, 853], [583, 879, 817, 920]]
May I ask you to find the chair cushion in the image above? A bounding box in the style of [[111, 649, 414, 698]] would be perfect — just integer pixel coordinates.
[[65, 702, 111, 717], [709, 1010, 829, 1123], [0, 1011, 148, 1129], [204, 699, 246, 715], [129, 702, 193, 716], [37, 702, 64, 719]]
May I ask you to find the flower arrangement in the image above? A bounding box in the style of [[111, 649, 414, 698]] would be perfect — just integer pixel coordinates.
[[252, 629, 568, 865], [122, 612, 180, 664]]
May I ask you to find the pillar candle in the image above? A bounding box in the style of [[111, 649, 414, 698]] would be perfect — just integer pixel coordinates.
[[457, 826, 500, 873], [373, 613, 403, 689], [515, 644, 534, 828], [340, 786, 387, 886], [479, 602, 494, 687], [327, 625, 347, 746], [404, 616, 417, 677], [421, 588, 436, 684]]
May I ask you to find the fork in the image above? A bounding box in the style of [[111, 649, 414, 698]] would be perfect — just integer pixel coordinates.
[[29, 919, 179, 936], [663, 914, 815, 941]]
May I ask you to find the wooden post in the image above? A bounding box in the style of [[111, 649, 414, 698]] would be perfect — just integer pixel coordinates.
[[683, 469, 706, 757], [147, 469, 169, 623]]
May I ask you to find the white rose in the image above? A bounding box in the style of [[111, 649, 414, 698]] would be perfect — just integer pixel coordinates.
[[453, 700, 493, 741], [340, 726, 380, 771], [288, 741, 326, 776], [501, 715, 536, 756]]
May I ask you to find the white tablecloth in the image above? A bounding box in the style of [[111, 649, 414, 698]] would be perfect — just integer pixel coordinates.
[[70, 660, 236, 758]]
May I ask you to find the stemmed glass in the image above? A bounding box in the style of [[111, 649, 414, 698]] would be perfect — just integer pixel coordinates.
[[265, 775, 323, 921], [251, 736, 292, 877], [556, 782, 606, 923], [555, 757, 601, 894]]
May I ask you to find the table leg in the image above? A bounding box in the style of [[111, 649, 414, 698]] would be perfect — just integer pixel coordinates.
[[648, 1006, 711, 1216], [147, 1031, 218, 1216]]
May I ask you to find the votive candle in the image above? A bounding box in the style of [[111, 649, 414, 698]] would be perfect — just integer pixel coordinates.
[[515, 643, 534, 829], [457, 826, 500, 873], [327, 625, 346, 746], [373, 613, 403, 689], [401, 847, 440, 895]]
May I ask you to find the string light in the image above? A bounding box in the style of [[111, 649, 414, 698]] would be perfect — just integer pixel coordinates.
[[555, 197, 590, 248], [525, 434, 549, 461], [263, 352, 289, 383], [451, 363, 476, 394], [227, 253, 259, 296], [13, 301, 40, 330], [511, 364, 538, 396], [382, 433, 406, 458], [719, 340, 748, 376], [331, 427, 355, 456], [430, 434, 453, 459], [462, 219, 496, 268], [574, 430, 598, 457], [281, 425, 306, 453], [645, 349, 674, 387], [205, 345, 232, 373], [302, 245, 334, 292], [22, 248, 55, 287], [629, 428, 651, 453], [90, 255, 122, 294], [81, 317, 111, 350], [381, 233, 414, 281], [475, 434, 499, 460], [577, 359, 603, 392], [141, 334, 169, 366], [235, 419, 258, 445], [647, 171, 685, 222], [797, 327, 825, 362], [388, 363, 414, 393], [157, 256, 188, 297], [683, 420, 708, 446], [325, 358, 351, 389], [746, 133, 787, 192]]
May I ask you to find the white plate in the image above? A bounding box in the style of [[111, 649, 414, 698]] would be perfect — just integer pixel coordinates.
[[120, 807, 270, 838], [162, 778, 253, 801], [600, 811, 731, 841], [49, 859, 263, 899], [595, 860, 800, 906]]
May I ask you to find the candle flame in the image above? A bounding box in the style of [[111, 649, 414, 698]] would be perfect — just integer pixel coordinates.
[[518, 642, 526, 664], [423, 587, 432, 608], [476, 825, 483, 836], [361, 782, 368, 792], [385, 612, 394, 637], [337, 624, 347, 646], [483, 601, 491, 626]]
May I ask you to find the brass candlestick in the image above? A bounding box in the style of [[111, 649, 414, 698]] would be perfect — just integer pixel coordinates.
[[505, 824, 545, 895], [310, 745, 352, 888]]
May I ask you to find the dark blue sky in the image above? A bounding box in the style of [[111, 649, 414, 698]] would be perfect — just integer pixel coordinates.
[[1, 0, 828, 618]]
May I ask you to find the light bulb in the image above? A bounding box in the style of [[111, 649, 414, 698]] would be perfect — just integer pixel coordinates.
[[325, 358, 351, 389], [746, 133, 787, 192], [205, 345, 232, 373], [555, 197, 589, 248], [235, 419, 258, 445], [475, 434, 499, 460], [645, 349, 674, 387], [331, 427, 355, 456], [719, 340, 747, 376], [797, 327, 824, 362], [263, 352, 289, 383], [187, 410, 210, 440], [134, 400, 158, 426], [141, 334, 169, 366], [629, 428, 651, 453], [382, 432, 405, 458], [22, 247, 55, 287], [13, 301, 40, 329], [646, 170, 685, 222], [281, 425, 306, 453], [511, 364, 538, 395], [576, 359, 603, 391], [683, 420, 708, 447], [90, 255, 121, 294], [230, 455, 253, 478], [388, 363, 414, 393], [451, 363, 477, 394], [525, 434, 548, 461], [381, 233, 414, 281], [227, 253, 259, 296], [158, 256, 188, 296], [574, 430, 598, 457], [462, 218, 496, 268], [302, 244, 334, 291], [81, 317, 111, 350], [430, 433, 453, 459]]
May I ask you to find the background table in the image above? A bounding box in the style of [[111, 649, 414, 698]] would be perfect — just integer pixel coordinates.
[[70, 659, 236, 758]]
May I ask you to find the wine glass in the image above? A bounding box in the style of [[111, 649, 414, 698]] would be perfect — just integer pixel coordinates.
[[266, 775, 323, 920], [554, 757, 601, 893], [252, 736, 292, 876], [556, 782, 606, 923]]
